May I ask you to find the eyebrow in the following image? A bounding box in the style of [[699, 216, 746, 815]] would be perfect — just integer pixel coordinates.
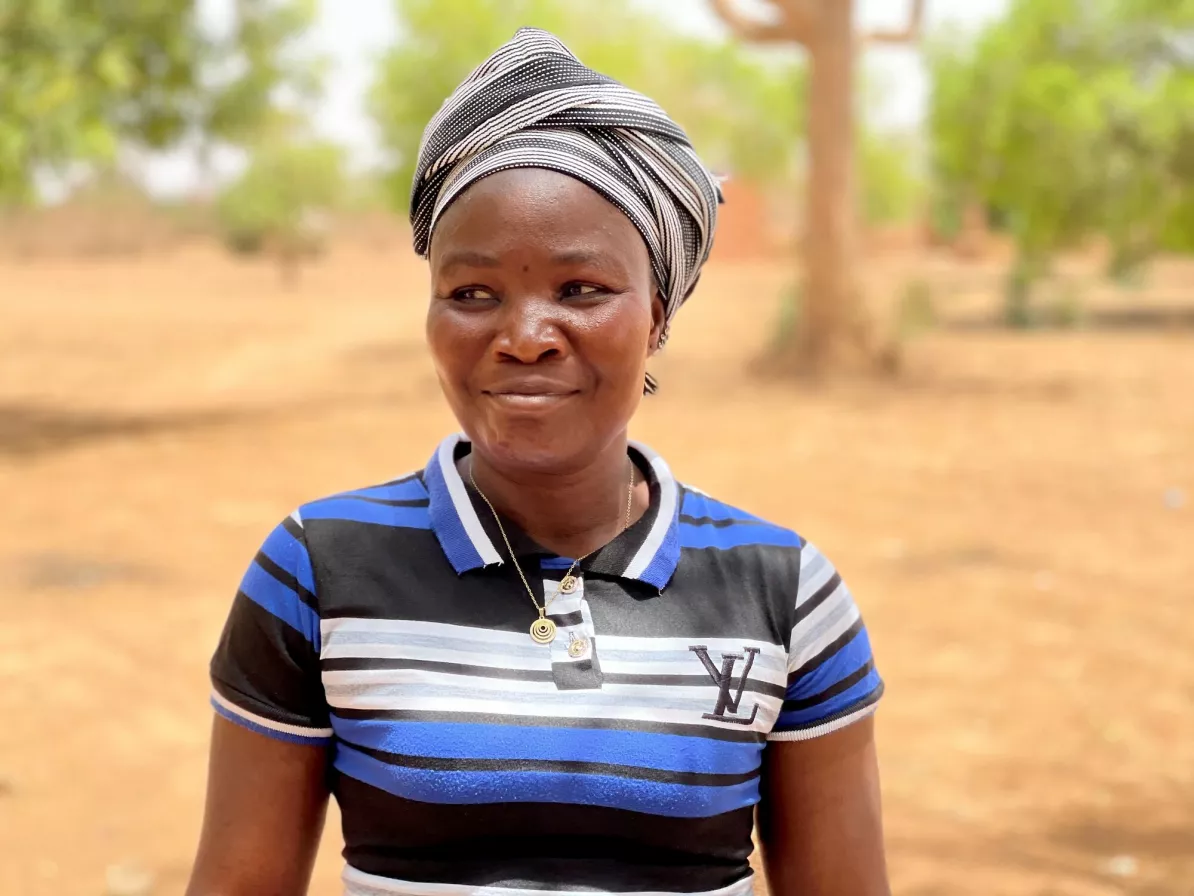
[[436, 250, 502, 274]]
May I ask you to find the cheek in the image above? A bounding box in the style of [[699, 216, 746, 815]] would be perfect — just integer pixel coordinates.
[[425, 308, 478, 384], [585, 299, 654, 381]]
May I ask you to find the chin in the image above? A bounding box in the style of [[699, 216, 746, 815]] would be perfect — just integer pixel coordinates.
[[470, 414, 602, 475]]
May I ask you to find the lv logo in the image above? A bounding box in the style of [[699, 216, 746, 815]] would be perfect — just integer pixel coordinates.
[[690, 645, 760, 725]]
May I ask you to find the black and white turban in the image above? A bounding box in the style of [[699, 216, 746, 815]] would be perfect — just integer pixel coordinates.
[[410, 27, 722, 361]]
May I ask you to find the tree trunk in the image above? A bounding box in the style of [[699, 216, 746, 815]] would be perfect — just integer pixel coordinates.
[[774, 0, 873, 376]]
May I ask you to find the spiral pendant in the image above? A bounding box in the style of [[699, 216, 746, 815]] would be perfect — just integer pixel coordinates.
[[530, 617, 557, 644]]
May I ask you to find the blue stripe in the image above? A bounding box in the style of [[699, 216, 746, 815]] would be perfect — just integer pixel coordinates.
[[258, 523, 315, 595], [330, 717, 763, 775], [776, 671, 883, 729], [334, 743, 760, 817], [423, 446, 486, 573], [340, 478, 429, 503], [679, 522, 801, 550], [539, 556, 575, 570], [300, 498, 431, 528], [789, 626, 876, 695], [680, 492, 764, 523], [211, 697, 331, 746], [239, 560, 321, 646]]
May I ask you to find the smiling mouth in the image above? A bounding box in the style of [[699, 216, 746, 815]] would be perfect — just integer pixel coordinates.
[[486, 391, 578, 404]]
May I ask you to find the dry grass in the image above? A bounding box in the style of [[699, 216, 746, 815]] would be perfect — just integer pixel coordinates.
[[0, 245, 1191, 895]]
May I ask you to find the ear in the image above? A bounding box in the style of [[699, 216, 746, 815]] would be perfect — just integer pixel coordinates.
[[648, 291, 666, 355]]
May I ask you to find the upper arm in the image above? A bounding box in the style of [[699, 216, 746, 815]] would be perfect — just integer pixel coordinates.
[[188, 717, 330, 896], [189, 514, 333, 895], [758, 716, 889, 896], [759, 539, 889, 894]]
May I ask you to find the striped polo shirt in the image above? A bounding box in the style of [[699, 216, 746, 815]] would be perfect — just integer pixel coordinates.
[[210, 433, 884, 896]]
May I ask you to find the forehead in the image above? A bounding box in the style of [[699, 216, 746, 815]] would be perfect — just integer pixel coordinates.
[[428, 168, 650, 268]]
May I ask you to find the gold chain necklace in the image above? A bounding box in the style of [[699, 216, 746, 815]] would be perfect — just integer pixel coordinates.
[[469, 459, 635, 645]]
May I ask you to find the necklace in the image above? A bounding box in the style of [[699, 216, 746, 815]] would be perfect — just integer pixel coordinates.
[[469, 458, 636, 645]]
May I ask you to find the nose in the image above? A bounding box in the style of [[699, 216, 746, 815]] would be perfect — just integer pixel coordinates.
[[492, 295, 567, 364]]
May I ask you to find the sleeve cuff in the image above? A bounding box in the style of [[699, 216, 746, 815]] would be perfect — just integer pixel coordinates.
[[210, 689, 333, 746], [767, 688, 882, 742]]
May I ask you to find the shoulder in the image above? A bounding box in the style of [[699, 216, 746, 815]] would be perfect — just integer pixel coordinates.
[[293, 470, 431, 531], [676, 482, 804, 552], [675, 483, 843, 596]]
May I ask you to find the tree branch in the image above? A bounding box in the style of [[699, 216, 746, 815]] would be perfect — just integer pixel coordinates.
[[709, 0, 811, 46], [862, 0, 925, 45]]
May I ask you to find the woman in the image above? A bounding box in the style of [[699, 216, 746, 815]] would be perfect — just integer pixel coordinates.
[[187, 27, 889, 896]]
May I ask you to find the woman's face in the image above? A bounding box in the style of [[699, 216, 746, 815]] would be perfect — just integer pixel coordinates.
[[427, 168, 664, 474]]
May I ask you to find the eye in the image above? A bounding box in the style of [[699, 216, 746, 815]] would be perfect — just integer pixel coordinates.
[[561, 283, 605, 299], [450, 286, 498, 303]]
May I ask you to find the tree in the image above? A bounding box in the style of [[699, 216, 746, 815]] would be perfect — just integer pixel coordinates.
[[0, 0, 319, 204], [216, 135, 345, 286], [710, 0, 925, 376], [371, 0, 805, 226], [927, 0, 1194, 323]]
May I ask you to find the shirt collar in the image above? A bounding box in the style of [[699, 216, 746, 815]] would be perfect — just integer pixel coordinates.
[[424, 433, 681, 591]]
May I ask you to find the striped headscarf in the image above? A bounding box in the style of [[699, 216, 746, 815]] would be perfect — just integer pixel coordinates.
[[410, 27, 722, 373]]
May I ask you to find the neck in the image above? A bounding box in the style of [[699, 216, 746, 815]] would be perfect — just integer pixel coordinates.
[[465, 435, 647, 560]]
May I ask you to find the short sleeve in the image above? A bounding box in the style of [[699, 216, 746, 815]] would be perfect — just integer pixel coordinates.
[[768, 540, 884, 741], [209, 512, 332, 745]]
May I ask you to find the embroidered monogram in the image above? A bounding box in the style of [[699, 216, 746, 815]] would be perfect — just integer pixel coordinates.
[[689, 645, 761, 725]]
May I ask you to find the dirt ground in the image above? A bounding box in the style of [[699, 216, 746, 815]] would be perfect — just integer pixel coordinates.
[[0, 245, 1191, 896]]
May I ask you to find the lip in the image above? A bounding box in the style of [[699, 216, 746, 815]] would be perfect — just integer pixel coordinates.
[[482, 380, 581, 411], [483, 378, 581, 398]]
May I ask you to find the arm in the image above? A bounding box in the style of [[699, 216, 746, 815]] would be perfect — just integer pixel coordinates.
[[757, 715, 890, 895], [187, 716, 330, 896]]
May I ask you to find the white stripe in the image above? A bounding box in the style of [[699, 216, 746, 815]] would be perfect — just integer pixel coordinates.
[[322, 692, 781, 731], [623, 441, 679, 581], [788, 600, 862, 674], [210, 689, 333, 739], [322, 620, 789, 684], [323, 670, 767, 703], [343, 865, 756, 896], [437, 433, 503, 567], [766, 702, 878, 743], [596, 634, 779, 653], [289, 509, 303, 527]]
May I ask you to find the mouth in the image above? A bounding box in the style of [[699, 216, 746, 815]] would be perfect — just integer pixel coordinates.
[[484, 390, 579, 408]]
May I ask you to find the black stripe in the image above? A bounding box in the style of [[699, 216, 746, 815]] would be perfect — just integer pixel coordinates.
[[781, 660, 875, 714], [330, 708, 767, 744], [786, 617, 865, 687], [348, 743, 760, 788], [321, 656, 555, 680], [343, 495, 430, 508], [253, 550, 318, 609], [382, 472, 425, 489], [280, 514, 305, 542], [678, 514, 767, 529], [774, 682, 885, 732], [211, 595, 328, 729], [546, 610, 585, 627], [792, 571, 842, 625], [337, 777, 755, 892]]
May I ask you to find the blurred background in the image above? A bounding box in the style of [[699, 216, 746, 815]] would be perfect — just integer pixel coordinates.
[[1, 0, 1191, 893]]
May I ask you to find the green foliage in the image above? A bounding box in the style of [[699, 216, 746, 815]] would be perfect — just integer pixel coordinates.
[[860, 131, 923, 226], [0, 0, 319, 205], [927, 0, 1194, 309], [370, 0, 804, 212], [217, 138, 344, 271]]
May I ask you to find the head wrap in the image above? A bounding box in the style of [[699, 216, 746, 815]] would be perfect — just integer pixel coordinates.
[[410, 27, 722, 386]]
